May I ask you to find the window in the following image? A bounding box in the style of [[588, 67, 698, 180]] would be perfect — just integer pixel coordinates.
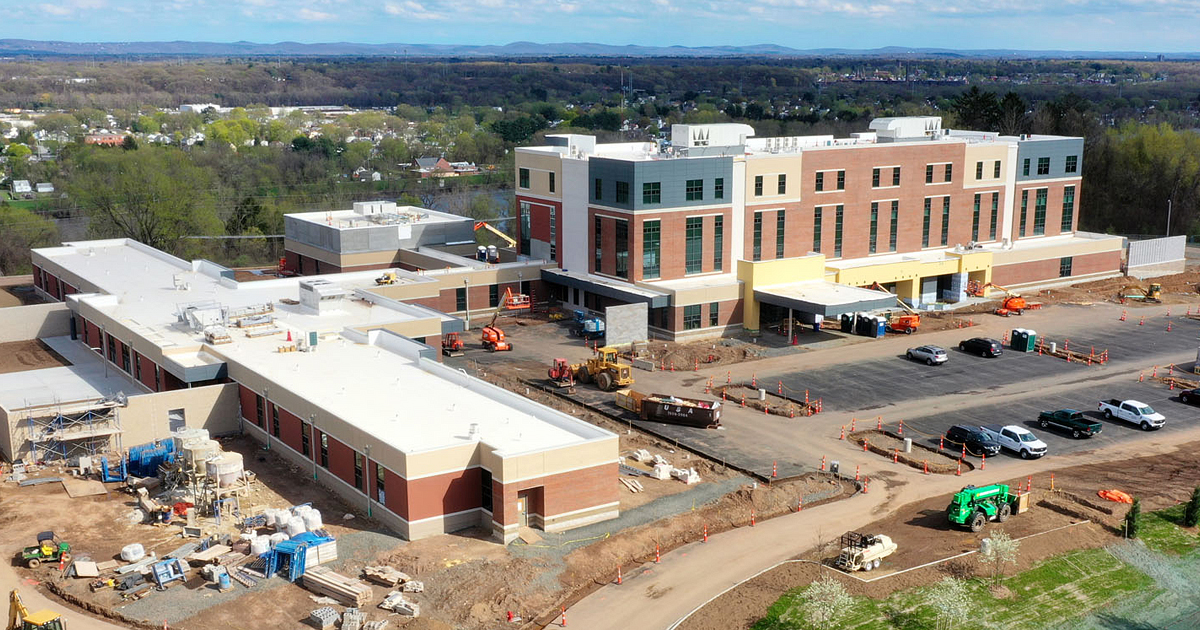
[[752, 212, 763, 261], [642, 182, 661, 204], [1022, 158, 1030, 176], [1033, 188, 1047, 235], [107, 334, 116, 364], [714, 178, 725, 200], [889, 201, 898, 252], [594, 216, 602, 272], [121, 344, 131, 373], [594, 178, 603, 200], [755, 175, 764, 196], [255, 393, 265, 427], [271, 404, 280, 438], [376, 463, 385, 503], [134, 352, 141, 381], [519, 168, 530, 189], [941, 197, 950, 246], [869, 202, 878, 254], [713, 217, 724, 272], [1062, 185, 1076, 232], [990, 193, 999, 240], [1059, 257, 1073, 278], [615, 181, 629, 204], [777, 174, 787, 195], [975, 161, 983, 179], [155, 366, 161, 392], [301, 421, 311, 457], [354, 452, 364, 492], [518, 202, 531, 256], [683, 304, 701, 330], [548, 207, 557, 262], [709, 302, 719, 327], [925, 164, 934, 183], [685, 217, 703, 274], [319, 433, 329, 469], [1065, 155, 1078, 173], [944, 163, 953, 182], [489, 284, 499, 308], [548, 171, 555, 193], [972, 194, 981, 242], [836, 170, 845, 190], [686, 179, 703, 201], [872, 168, 881, 188], [813, 208, 822, 253], [480, 469, 493, 512], [642, 220, 661, 279], [814, 172, 823, 192], [455, 287, 466, 311], [776, 210, 786, 258], [922, 198, 932, 248], [1019, 190, 1029, 236], [615, 219, 629, 279], [892, 167, 901, 186], [833, 205, 844, 258], [994, 161, 1002, 179], [1037, 157, 1050, 176]]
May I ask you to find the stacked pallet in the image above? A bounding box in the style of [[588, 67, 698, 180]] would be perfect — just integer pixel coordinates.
[[302, 566, 372, 607]]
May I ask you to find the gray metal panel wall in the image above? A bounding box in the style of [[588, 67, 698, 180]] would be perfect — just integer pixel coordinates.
[[587, 158, 636, 210], [588, 157, 734, 211], [1127, 235, 1186, 267], [1015, 138, 1084, 182]]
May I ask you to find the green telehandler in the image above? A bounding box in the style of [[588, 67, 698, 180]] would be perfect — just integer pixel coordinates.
[[947, 484, 1023, 532]]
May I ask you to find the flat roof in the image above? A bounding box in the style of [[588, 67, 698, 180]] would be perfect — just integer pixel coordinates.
[[0, 336, 139, 411], [755, 281, 895, 317], [287, 205, 466, 230], [34, 239, 613, 456]]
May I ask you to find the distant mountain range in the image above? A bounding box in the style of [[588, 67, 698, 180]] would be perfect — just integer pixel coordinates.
[[0, 39, 1193, 59]]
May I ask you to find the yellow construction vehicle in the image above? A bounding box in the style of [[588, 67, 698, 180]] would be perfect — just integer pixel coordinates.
[[8, 589, 65, 630], [375, 271, 399, 286], [557, 347, 634, 392], [1118, 283, 1162, 303], [473, 221, 517, 248]]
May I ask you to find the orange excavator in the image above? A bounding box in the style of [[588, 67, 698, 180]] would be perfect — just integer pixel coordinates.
[[969, 282, 1041, 316]]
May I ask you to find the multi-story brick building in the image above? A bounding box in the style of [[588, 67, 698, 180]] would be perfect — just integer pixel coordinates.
[[515, 117, 1121, 340]]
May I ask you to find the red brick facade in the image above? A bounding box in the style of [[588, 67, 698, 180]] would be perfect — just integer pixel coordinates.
[[1011, 180, 1082, 242], [992, 250, 1120, 286], [493, 462, 617, 527]]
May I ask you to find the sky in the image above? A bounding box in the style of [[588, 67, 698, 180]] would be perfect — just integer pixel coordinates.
[[4, 0, 1200, 52]]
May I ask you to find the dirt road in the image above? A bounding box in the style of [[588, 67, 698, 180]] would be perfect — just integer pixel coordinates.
[[563, 422, 1200, 630]]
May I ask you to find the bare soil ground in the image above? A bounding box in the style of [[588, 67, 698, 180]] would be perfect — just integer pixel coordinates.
[[0, 284, 47, 307], [1038, 270, 1200, 307], [850, 430, 976, 475], [0, 339, 71, 374], [675, 439, 1200, 630]]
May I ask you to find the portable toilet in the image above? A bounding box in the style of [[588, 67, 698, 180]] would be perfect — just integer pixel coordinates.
[[870, 315, 887, 338], [840, 313, 853, 332], [1011, 328, 1037, 352]]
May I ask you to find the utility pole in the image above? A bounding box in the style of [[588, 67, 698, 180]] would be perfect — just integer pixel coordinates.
[[1166, 199, 1172, 237]]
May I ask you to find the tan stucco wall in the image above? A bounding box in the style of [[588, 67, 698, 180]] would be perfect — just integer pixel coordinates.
[[992, 237, 1122, 266], [119, 383, 241, 446], [964, 143, 1010, 187], [515, 151, 563, 200], [744, 154, 803, 204], [0, 303, 72, 343], [736, 254, 827, 331]]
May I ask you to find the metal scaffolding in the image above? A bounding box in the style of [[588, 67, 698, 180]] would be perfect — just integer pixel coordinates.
[[25, 400, 124, 463]]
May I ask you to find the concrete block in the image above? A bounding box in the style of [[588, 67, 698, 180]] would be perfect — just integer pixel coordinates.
[[605, 303, 648, 348]]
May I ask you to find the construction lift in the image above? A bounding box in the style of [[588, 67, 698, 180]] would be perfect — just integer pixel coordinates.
[[375, 271, 399, 286], [866, 283, 921, 334], [473, 222, 517, 248], [1117, 283, 1162, 303], [441, 331, 465, 357], [8, 589, 65, 630], [969, 282, 1041, 316]]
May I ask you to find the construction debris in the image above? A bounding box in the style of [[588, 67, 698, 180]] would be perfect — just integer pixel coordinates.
[[400, 580, 424, 593], [18, 477, 64, 487], [302, 566, 372, 607], [618, 478, 644, 493], [378, 591, 420, 617], [362, 566, 410, 587]]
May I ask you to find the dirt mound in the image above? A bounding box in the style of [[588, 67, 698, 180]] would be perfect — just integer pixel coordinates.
[[715, 385, 821, 417], [635, 340, 761, 370], [850, 430, 975, 475]]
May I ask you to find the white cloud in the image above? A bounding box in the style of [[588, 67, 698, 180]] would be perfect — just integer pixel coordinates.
[[297, 7, 334, 20], [384, 0, 446, 19]]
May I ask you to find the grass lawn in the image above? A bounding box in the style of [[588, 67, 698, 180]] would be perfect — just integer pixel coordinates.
[[753, 504, 1200, 630]]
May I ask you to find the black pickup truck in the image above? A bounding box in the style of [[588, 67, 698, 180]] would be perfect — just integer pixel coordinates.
[[1038, 409, 1103, 438]]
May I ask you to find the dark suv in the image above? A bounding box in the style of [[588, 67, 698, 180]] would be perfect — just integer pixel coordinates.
[[959, 337, 1003, 357], [945, 424, 1001, 457]]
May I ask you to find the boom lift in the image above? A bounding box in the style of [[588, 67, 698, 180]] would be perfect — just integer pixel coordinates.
[[8, 589, 65, 630], [969, 282, 1041, 316], [473, 222, 517, 248], [865, 283, 920, 334]]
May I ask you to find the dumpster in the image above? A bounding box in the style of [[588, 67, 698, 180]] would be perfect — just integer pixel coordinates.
[[1010, 328, 1037, 352]]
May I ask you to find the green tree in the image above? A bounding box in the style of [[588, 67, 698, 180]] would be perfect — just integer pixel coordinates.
[[0, 205, 59, 275], [66, 146, 222, 251], [133, 115, 160, 133], [1185, 486, 1200, 528], [5, 143, 31, 159], [978, 530, 1020, 583], [121, 136, 138, 151], [996, 92, 1028, 136], [780, 575, 852, 628], [208, 119, 259, 147], [1125, 497, 1142, 538], [952, 86, 1001, 130], [926, 576, 970, 630], [37, 113, 81, 135]]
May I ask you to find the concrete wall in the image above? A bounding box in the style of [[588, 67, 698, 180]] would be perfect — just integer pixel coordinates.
[[0, 303, 71, 342], [605, 302, 648, 347], [119, 383, 240, 447]]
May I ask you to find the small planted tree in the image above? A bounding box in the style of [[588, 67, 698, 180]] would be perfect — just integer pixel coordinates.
[[1125, 497, 1142, 538], [781, 575, 853, 628], [1184, 486, 1200, 528], [926, 576, 971, 630], [978, 530, 1020, 583]]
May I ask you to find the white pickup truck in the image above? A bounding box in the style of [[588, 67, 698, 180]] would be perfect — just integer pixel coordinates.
[[1097, 399, 1165, 431], [979, 424, 1048, 459]]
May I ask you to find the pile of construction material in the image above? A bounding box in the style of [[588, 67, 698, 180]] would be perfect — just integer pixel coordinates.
[[362, 566, 422, 592], [379, 591, 420, 617], [302, 565, 373, 607], [622, 450, 700, 484]]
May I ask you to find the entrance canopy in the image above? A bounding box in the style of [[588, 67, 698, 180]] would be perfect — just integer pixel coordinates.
[[755, 280, 895, 318]]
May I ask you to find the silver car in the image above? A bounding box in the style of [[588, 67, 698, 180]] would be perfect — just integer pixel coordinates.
[[906, 345, 948, 365]]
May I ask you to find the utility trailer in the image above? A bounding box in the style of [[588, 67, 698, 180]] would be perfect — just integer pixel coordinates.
[[835, 531, 897, 572], [614, 390, 721, 428]]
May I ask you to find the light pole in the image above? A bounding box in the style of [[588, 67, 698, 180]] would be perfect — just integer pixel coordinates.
[[1167, 199, 1172, 237]]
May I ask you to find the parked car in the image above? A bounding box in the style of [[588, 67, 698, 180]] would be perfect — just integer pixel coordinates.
[[1179, 388, 1200, 405], [906, 345, 948, 365], [979, 424, 1048, 459], [959, 337, 1003, 357], [945, 424, 1001, 457], [1098, 399, 1165, 430], [1038, 409, 1103, 438]]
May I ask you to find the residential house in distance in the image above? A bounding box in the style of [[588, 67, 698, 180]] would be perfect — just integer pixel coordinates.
[[514, 118, 1122, 340], [11, 180, 31, 195], [413, 157, 480, 178], [35, 183, 54, 194], [84, 134, 127, 146]]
